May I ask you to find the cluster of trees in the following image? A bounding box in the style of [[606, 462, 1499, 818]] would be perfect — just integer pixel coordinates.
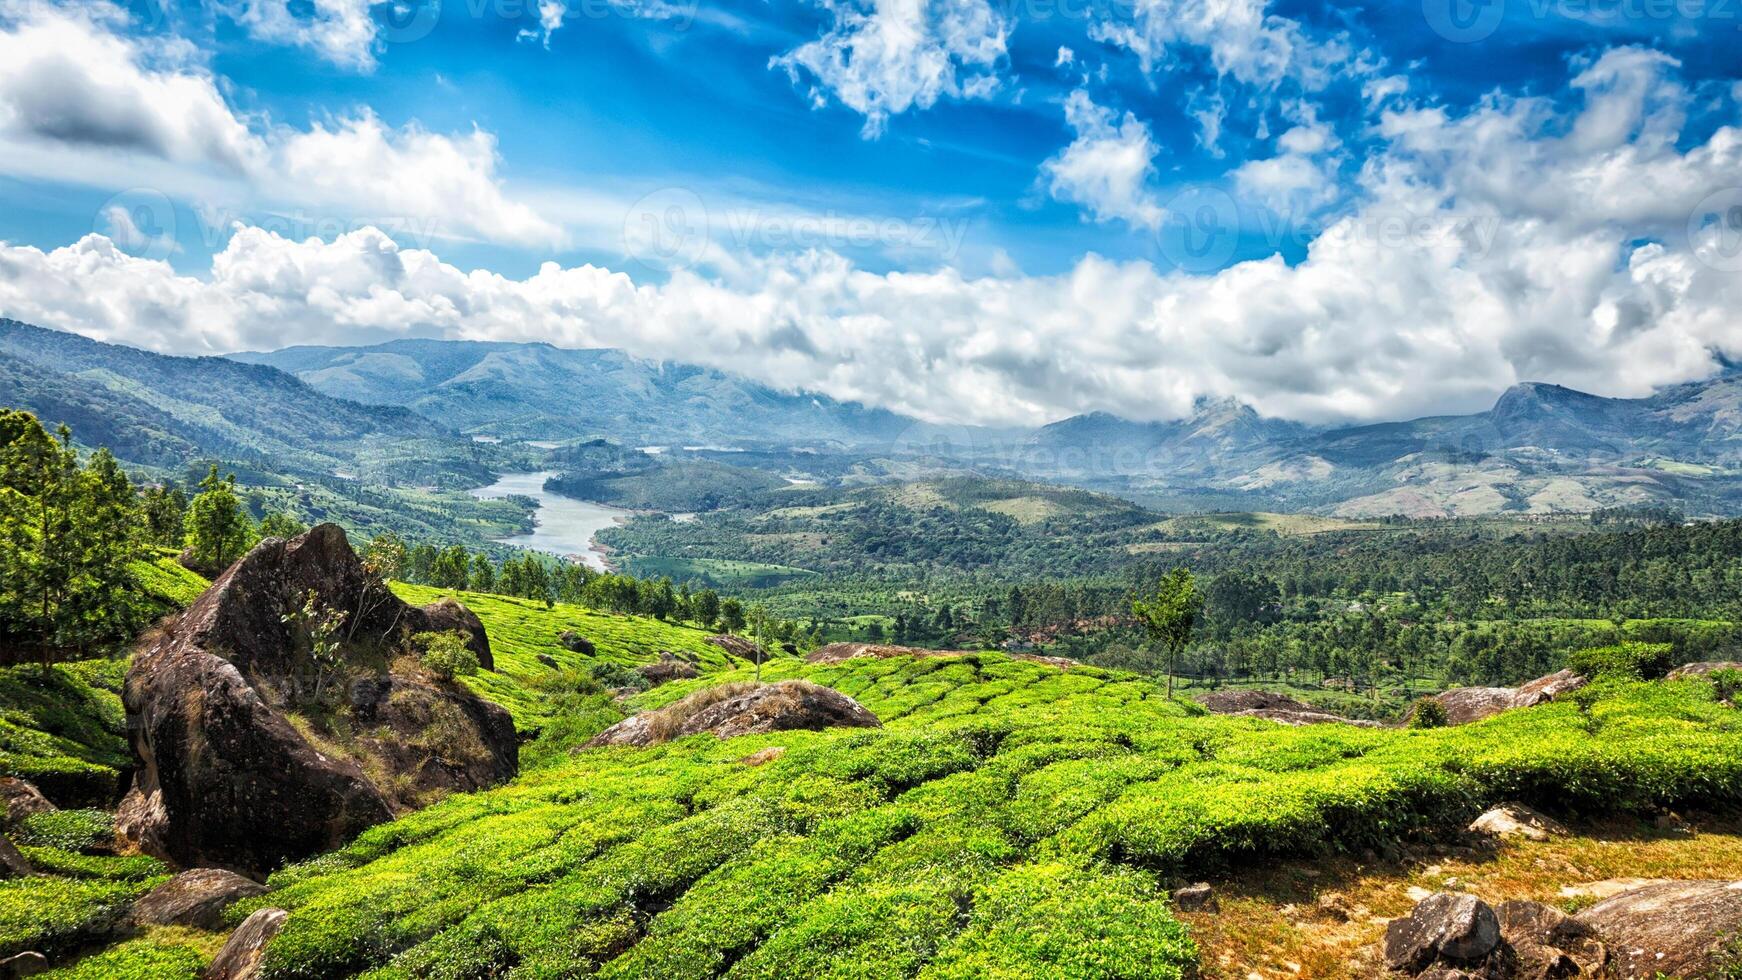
[[376, 534, 822, 645], [0, 412, 301, 665]]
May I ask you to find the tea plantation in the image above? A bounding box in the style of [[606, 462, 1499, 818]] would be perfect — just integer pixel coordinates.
[[11, 588, 1742, 978]]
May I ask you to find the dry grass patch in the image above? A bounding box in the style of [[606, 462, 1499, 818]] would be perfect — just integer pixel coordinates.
[[1187, 815, 1742, 979]]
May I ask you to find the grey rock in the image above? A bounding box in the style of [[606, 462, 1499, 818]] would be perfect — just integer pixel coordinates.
[[1171, 882, 1218, 913], [1384, 893, 1502, 972], [1575, 879, 1742, 979], [129, 868, 269, 931], [204, 907, 288, 980]]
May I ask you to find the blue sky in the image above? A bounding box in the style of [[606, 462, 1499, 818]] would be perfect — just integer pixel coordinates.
[[0, 0, 1739, 425]]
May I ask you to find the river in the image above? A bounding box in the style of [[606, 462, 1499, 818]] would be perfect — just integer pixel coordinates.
[[466, 471, 629, 571]]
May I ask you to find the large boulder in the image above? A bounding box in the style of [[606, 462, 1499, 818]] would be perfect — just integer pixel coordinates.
[[0, 779, 54, 829], [1197, 689, 1314, 714], [128, 868, 269, 930], [588, 681, 881, 748], [121, 525, 516, 873], [637, 654, 700, 687], [706, 635, 762, 660], [1384, 893, 1503, 975], [0, 835, 30, 878], [805, 643, 1077, 671], [1668, 661, 1742, 680], [205, 907, 287, 980], [1573, 879, 1742, 978], [559, 632, 595, 655], [1432, 670, 1588, 726]]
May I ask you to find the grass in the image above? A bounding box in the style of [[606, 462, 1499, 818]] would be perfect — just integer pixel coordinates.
[[216, 653, 1742, 979]]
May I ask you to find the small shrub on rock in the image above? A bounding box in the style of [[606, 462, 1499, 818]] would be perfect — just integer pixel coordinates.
[[1711, 668, 1742, 706], [415, 631, 480, 681]]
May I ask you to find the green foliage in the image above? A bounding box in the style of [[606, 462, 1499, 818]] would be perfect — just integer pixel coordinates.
[[0, 412, 147, 665], [36, 929, 214, 979], [183, 465, 252, 572], [1410, 696, 1448, 729], [0, 874, 166, 959], [205, 644, 1742, 980], [15, 808, 115, 851], [1565, 643, 1675, 681], [415, 631, 480, 681], [1132, 568, 1203, 697], [1712, 668, 1742, 705], [258, 511, 308, 539], [0, 657, 135, 806]]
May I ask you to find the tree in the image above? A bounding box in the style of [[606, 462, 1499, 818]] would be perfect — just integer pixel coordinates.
[[431, 545, 470, 590], [258, 512, 307, 539], [693, 589, 721, 630], [66, 449, 143, 652], [141, 483, 187, 548], [282, 589, 347, 702], [184, 466, 253, 573], [469, 553, 496, 594], [719, 598, 746, 634], [1131, 567, 1203, 699]]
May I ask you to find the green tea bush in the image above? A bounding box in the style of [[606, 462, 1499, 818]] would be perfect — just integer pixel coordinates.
[[1710, 668, 1742, 705], [1565, 642, 1675, 681], [16, 809, 115, 852], [1410, 696, 1448, 729]]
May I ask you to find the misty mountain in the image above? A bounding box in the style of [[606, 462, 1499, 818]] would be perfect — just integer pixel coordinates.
[[0, 319, 442, 473], [232, 339, 922, 449]]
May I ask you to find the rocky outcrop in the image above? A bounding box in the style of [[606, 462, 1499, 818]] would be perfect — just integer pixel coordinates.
[[1432, 670, 1588, 726], [706, 635, 761, 660], [1575, 880, 1742, 978], [559, 632, 595, 655], [0, 779, 54, 828], [205, 907, 287, 980], [1468, 804, 1568, 842], [121, 525, 516, 874], [806, 643, 1076, 670], [1196, 690, 1379, 727], [1386, 882, 1742, 979], [1668, 661, 1742, 680], [128, 868, 269, 930], [1385, 893, 1505, 976], [637, 653, 700, 687], [587, 681, 881, 748], [0, 835, 30, 877]]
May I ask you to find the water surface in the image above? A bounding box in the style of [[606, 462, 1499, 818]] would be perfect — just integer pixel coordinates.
[[467, 471, 629, 571]]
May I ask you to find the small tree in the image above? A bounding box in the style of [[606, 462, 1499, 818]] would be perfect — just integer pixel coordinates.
[[282, 589, 347, 702], [141, 483, 187, 548], [184, 465, 253, 572], [363, 533, 408, 582], [719, 598, 746, 635], [416, 630, 480, 681], [1131, 567, 1203, 699]]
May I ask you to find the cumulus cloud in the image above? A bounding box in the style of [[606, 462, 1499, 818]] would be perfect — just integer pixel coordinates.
[[1041, 90, 1165, 230], [217, 0, 387, 72], [0, 3, 559, 247], [1232, 105, 1342, 216], [773, 0, 1009, 137], [1, 32, 1738, 428], [0, 2, 263, 172]]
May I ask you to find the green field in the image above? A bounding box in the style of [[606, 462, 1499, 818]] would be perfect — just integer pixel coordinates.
[[212, 646, 1742, 979], [620, 556, 822, 589]]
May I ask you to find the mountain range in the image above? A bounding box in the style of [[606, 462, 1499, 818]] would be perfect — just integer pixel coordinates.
[[1, 318, 1739, 517], [231, 339, 918, 448]]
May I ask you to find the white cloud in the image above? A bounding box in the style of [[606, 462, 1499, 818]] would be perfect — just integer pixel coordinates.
[[1041, 90, 1165, 230], [0, 3, 559, 247], [1232, 105, 1341, 215], [518, 0, 568, 47], [1055, 46, 1073, 68], [1, 33, 1738, 429], [0, 2, 264, 172], [772, 0, 1009, 138], [218, 0, 387, 72], [1089, 0, 1353, 91]]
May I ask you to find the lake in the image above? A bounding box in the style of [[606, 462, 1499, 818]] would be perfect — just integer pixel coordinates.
[[466, 471, 630, 571]]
